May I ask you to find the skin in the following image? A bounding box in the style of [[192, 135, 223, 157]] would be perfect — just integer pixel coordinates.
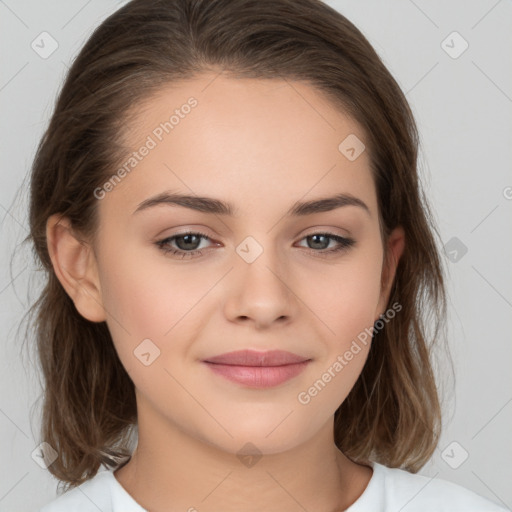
[[47, 72, 405, 512]]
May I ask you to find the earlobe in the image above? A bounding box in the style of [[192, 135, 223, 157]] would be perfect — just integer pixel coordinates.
[[46, 214, 106, 322], [376, 226, 405, 319]]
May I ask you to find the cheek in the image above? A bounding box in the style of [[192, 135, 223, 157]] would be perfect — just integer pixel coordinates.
[[98, 252, 159, 334], [316, 248, 384, 344], [97, 247, 216, 357], [297, 253, 382, 414]]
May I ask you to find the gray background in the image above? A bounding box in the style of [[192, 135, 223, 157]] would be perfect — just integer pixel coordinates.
[[1, 0, 511, 510]]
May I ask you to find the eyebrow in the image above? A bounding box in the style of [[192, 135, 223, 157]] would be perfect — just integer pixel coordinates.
[[133, 191, 371, 217]]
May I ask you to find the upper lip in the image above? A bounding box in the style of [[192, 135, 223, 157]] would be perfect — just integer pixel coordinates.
[[203, 349, 310, 367]]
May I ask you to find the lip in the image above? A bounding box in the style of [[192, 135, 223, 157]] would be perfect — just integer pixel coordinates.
[[203, 349, 310, 366], [202, 349, 311, 388]]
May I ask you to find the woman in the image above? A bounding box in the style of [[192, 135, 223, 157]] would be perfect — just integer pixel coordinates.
[[29, 0, 508, 510]]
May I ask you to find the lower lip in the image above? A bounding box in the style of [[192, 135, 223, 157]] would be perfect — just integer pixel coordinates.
[[203, 361, 310, 388]]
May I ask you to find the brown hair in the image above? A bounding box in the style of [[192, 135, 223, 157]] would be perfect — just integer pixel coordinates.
[[26, 0, 447, 492]]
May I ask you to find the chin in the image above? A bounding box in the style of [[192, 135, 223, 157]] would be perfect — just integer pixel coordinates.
[[202, 418, 312, 457]]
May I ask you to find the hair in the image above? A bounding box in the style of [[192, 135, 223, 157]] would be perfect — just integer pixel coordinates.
[[25, 0, 447, 492]]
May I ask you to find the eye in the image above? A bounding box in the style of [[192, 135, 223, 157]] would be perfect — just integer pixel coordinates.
[[155, 231, 355, 259], [155, 231, 215, 259], [296, 233, 355, 257]]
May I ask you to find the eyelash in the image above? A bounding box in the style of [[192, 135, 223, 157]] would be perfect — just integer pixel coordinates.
[[155, 230, 355, 259]]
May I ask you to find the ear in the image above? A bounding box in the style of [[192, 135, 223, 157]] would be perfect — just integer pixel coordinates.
[[375, 225, 405, 321], [46, 214, 106, 322]]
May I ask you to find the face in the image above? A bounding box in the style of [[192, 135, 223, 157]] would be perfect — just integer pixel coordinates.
[[65, 73, 403, 455]]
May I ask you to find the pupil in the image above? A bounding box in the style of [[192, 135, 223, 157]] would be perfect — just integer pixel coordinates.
[[180, 234, 199, 250], [310, 234, 327, 249]]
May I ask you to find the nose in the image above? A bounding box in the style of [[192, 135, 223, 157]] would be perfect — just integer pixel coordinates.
[[223, 243, 298, 329]]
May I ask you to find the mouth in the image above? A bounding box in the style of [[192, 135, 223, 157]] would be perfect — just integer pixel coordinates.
[[202, 349, 312, 388]]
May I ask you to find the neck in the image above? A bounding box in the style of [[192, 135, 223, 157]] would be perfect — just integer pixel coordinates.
[[114, 396, 372, 512]]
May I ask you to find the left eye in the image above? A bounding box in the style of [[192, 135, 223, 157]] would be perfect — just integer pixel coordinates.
[[155, 231, 355, 259], [296, 233, 353, 252]]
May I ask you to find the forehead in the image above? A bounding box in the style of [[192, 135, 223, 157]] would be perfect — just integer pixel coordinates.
[[100, 73, 377, 221]]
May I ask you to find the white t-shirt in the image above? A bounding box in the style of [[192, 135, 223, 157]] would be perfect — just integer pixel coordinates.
[[37, 460, 510, 511]]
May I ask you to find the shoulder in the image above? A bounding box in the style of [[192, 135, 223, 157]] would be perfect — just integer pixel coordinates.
[[37, 470, 114, 512], [370, 462, 510, 512]]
